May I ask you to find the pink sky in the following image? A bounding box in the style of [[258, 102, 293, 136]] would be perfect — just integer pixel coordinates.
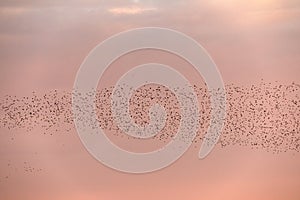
[[0, 0, 300, 199]]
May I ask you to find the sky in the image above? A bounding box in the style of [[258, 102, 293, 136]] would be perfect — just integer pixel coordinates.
[[0, 0, 300, 199], [1, 0, 300, 94]]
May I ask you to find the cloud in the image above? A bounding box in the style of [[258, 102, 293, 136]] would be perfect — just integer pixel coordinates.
[[0, 6, 38, 15], [108, 6, 157, 15]]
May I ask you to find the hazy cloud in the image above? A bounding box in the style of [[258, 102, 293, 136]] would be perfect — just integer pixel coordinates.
[[108, 6, 157, 15]]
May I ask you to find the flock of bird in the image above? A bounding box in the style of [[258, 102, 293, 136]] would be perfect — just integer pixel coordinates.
[[0, 81, 299, 180]]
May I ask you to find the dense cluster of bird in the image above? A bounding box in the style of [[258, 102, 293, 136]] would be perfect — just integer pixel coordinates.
[[0, 81, 299, 153]]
